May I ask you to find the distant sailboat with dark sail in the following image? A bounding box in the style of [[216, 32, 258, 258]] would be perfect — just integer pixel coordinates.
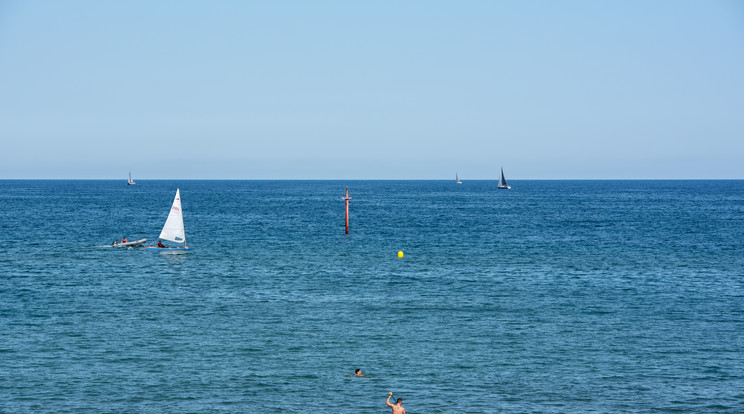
[[498, 167, 510, 189]]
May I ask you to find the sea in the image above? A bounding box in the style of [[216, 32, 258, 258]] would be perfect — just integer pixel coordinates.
[[0, 180, 742, 413]]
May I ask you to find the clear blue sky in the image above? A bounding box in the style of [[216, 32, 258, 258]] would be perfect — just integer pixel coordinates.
[[1, 0, 742, 179]]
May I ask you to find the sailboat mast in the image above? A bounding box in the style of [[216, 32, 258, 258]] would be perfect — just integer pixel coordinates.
[[181, 188, 186, 247], [343, 187, 351, 234]]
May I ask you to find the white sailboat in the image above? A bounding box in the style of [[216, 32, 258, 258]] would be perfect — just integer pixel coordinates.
[[128, 171, 136, 185], [498, 167, 511, 189], [146, 188, 189, 249], [456, 172, 462, 184]]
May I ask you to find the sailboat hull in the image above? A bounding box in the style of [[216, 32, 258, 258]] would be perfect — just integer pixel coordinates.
[[145, 246, 190, 250]]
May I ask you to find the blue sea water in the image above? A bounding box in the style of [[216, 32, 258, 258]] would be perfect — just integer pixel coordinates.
[[0, 180, 743, 413]]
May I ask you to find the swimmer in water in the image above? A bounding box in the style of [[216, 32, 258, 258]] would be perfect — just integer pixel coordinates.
[[347, 368, 368, 377]]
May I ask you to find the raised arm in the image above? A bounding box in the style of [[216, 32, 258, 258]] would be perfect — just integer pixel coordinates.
[[386, 392, 394, 408]]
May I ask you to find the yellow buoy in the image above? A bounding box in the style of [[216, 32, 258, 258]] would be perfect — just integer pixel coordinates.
[[397, 251, 404, 258]]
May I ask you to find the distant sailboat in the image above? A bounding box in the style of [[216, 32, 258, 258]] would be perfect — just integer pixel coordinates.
[[146, 189, 189, 250], [498, 167, 511, 189], [456, 172, 462, 184], [128, 171, 136, 185]]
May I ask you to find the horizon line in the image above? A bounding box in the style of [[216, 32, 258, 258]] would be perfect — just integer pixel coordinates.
[[1, 178, 743, 181]]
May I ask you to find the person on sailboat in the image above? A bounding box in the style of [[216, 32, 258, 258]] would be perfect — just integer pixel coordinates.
[[157, 240, 165, 248], [121, 237, 127, 243]]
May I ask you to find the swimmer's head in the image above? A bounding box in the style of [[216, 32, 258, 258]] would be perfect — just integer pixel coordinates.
[[355, 369, 361, 375]]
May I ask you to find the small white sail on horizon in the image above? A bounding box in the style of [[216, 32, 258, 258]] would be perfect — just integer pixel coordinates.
[[128, 171, 136, 185], [456, 172, 462, 184]]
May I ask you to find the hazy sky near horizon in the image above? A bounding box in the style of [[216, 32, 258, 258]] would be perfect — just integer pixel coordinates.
[[1, 1, 742, 179]]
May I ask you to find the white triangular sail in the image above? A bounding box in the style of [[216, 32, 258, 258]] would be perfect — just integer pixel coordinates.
[[159, 189, 186, 243], [128, 171, 135, 185]]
